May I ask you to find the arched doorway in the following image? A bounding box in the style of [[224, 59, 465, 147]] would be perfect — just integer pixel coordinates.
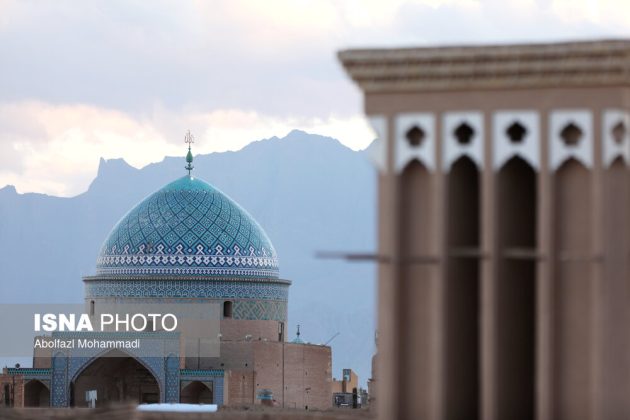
[[180, 381, 213, 404], [24, 380, 50, 407], [72, 350, 160, 407]]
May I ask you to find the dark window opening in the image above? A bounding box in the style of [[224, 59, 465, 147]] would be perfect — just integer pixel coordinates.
[[454, 122, 475, 145], [89, 300, 95, 316], [180, 381, 212, 404], [405, 126, 425, 147], [496, 157, 537, 420], [612, 121, 626, 144], [560, 122, 583, 146], [445, 156, 480, 420], [506, 122, 527, 143], [223, 301, 233, 318]]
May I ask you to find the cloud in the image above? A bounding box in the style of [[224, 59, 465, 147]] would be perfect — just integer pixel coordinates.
[[5, 0, 626, 117], [0, 101, 374, 196], [550, 0, 630, 26], [1, 0, 630, 195]]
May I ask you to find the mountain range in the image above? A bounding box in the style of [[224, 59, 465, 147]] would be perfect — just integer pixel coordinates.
[[0, 130, 377, 385]]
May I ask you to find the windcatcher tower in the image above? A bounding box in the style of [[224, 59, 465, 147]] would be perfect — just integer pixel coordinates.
[[339, 40, 630, 420]]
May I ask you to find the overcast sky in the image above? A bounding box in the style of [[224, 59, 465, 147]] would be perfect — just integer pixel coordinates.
[[1, 0, 629, 196]]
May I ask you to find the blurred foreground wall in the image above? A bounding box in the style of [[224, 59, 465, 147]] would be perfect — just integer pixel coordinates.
[[340, 39, 630, 420]]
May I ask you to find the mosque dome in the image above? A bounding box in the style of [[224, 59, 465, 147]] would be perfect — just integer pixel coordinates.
[[95, 174, 279, 279]]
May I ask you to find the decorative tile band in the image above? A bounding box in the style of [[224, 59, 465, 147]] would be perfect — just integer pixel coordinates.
[[180, 369, 224, 377], [233, 300, 287, 321], [84, 279, 289, 300], [7, 368, 51, 376], [95, 265, 278, 278], [85, 274, 289, 283], [97, 250, 278, 278]]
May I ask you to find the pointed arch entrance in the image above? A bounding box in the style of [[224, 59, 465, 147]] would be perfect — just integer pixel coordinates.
[[24, 380, 50, 407], [72, 350, 160, 407], [180, 381, 213, 404]]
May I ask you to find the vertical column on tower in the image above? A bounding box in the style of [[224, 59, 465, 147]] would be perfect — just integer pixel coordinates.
[[597, 108, 630, 418], [493, 111, 539, 420], [550, 110, 595, 420], [443, 111, 483, 420], [370, 112, 446, 420], [396, 112, 444, 420]]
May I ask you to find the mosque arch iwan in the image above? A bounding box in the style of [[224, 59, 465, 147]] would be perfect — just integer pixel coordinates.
[[71, 349, 160, 407]]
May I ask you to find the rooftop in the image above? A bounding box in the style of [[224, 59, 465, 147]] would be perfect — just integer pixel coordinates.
[[338, 39, 630, 92]]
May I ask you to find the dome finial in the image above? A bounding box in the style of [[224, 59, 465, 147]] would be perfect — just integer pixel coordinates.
[[184, 130, 194, 175], [291, 324, 304, 344]]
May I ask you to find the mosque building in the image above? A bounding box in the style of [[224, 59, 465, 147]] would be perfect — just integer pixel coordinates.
[[0, 134, 332, 409]]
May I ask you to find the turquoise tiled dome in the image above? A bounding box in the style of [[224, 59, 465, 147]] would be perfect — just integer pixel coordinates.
[[95, 175, 279, 279]]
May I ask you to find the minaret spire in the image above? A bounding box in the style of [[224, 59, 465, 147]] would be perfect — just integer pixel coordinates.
[[184, 130, 194, 176]]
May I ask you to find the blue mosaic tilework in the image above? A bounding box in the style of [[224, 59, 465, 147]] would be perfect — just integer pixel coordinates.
[[233, 300, 287, 321], [96, 176, 279, 278], [68, 353, 167, 401], [165, 354, 180, 403], [214, 377, 224, 406], [7, 368, 51, 378], [51, 352, 68, 407], [85, 279, 289, 300], [49, 339, 230, 406], [180, 369, 224, 377], [49, 332, 181, 406]]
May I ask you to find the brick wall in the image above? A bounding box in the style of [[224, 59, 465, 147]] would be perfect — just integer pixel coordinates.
[[252, 342, 332, 410], [251, 341, 283, 405], [284, 343, 332, 410], [220, 319, 282, 342], [186, 340, 256, 370], [341, 370, 358, 393], [0, 373, 24, 407], [331, 379, 343, 394], [211, 341, 332, 410], [33, 336, 52, 368], [225, 370, 256, 405]]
